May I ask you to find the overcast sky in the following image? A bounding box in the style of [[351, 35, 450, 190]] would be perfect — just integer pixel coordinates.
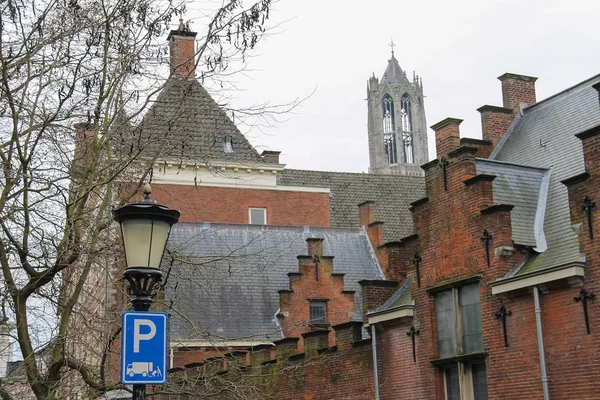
[[190, 0, 599, 173]]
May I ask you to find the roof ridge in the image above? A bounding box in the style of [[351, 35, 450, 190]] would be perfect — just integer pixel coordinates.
[[522, 73, 600, 113], [283, 168, 424, 179]]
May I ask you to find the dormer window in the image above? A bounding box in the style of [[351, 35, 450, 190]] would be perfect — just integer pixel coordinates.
[[224, 135, 234, 153]]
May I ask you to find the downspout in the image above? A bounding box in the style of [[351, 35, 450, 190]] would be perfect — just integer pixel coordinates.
[[371, 324, 380, 400], [533, 286, 550, 400]]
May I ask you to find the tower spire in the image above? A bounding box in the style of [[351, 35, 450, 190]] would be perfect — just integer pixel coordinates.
[[389, 37, 396, 58]]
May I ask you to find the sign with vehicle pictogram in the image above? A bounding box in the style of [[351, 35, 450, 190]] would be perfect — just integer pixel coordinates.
[[121, 311, 168, 384]]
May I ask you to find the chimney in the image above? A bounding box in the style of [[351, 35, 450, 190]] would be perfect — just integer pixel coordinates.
[[477, 105, 515, 149], [167, 20, 198, 78], [431, 117, 462, 157], [261, 150, 281, 164], [498, 73, 537, 110]]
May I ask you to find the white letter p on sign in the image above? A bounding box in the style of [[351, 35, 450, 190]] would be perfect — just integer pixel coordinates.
[[133, 319, 156, 353]]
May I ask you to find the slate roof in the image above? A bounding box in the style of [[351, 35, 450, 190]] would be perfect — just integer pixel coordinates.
[[277, 169, 426, 242], [491, 74, 600, 274], [369, 275, 414, 316], [382, 56, 407, 85], [476, 159, 549, 249], [165, 223, 383, 341], [121, 77, 265, 165]]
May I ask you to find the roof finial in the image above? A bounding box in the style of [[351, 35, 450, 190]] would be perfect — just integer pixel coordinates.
[[389, 37, 396, 58]]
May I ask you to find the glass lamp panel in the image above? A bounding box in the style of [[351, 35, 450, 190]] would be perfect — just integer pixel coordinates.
[[148, 220, 170, 268], [121, 219, 170, 268]]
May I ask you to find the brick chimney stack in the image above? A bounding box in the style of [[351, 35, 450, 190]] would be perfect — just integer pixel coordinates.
[[261, 150, 281, 164], [167, 19, 197, 78], [498, 73, 538, 111], [432, 117, 463, 157]]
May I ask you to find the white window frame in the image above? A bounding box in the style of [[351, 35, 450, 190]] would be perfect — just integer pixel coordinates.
[[248, 207, 267, 225]]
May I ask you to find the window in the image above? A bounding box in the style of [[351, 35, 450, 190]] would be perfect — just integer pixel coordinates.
[[309, 301, 327, 325], [382, 94, 395, 133], [400, 93, 414, 164], [224, 135, 234, 153], [435, 283, 488, 400], [249, 208, 266, 225], [384, 133, 397, 165]]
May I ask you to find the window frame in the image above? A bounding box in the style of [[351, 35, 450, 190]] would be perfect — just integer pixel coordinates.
[[308, 300, 328, 327], [248, 207, 267, 225], [432, 278, 487, 400]]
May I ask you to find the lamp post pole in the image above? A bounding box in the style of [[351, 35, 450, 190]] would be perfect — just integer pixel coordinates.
[[113, 184, 180, 400]]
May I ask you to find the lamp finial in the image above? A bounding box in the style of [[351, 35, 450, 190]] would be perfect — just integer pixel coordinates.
[[143, 183, 152, 201]]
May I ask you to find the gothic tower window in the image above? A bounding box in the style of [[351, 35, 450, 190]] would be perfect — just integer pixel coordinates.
[[400, 93, 414, 164], [382, 94, 395, 133], [382, 94, 397, 164]]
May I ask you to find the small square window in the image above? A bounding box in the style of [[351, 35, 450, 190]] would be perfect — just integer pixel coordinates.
[[249, 208, 267, 225], [309, 301, 327, 325]]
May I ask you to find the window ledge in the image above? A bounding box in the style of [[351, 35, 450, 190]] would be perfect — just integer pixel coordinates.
[[430, 351, 488, 366]]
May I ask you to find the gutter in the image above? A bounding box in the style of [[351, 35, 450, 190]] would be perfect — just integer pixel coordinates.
[[371, 324, 380, 400], [533, 286, 550, 400]]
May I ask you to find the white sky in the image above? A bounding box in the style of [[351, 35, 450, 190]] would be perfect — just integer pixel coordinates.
[[192, 0, 600, 173]]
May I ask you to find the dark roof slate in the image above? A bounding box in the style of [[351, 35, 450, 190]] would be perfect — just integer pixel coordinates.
[[492, 74, 600, 274], [277, 169, 426, 242], [165, 223, 383, 341], [128, 77, 265, 164], [476, 159, 549, 248]]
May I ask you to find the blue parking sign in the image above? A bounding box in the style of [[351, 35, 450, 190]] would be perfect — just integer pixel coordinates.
[[121, 312, 168, 384]]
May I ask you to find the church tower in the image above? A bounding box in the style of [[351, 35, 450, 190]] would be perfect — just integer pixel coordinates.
[[367, 44, 428, 176]]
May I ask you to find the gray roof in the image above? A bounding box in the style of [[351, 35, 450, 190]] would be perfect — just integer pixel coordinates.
[[165, 223, 383, 341], [369, 275, 414, 316], [277, 169, 426, 242], [476, 159, 549, 249], [123, 77, 265, 164], [491, 74, 600, 274], [381, 56, 407, 85]]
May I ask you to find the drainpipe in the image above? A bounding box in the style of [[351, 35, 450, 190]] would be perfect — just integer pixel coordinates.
[[533, 286, 550, 400], [371, 324, 380, 400]]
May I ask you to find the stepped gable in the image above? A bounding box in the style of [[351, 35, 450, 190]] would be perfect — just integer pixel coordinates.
[[492, 74, 600, 274], [278, 169, 425, 242], [165, 223, 383, 342], [133, 76, 264, 164]]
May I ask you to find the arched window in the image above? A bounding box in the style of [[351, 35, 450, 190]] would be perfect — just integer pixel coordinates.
[[400, 93, 414, 164], [382, 94, 397, 165], [382, 94, 395, 133], [384, 132, 397, 165]]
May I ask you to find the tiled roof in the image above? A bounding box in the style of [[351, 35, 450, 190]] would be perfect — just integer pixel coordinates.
[[476, 159, 550, 249], [124, 77, 265, 164], [492, 74, 600, 274], [278, 169, 426, 242], [165, 223, 383, 341]]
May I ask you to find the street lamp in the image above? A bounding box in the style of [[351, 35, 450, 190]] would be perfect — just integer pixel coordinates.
[[113, 184, 180, 399]]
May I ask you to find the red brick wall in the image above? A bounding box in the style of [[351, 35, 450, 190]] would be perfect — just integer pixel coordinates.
[[278, 239, 355, 350], [559, 127, 600, 399], [383, 140, 544, 400], [498, 73, 537, 110], [149, 183, 330, 227]]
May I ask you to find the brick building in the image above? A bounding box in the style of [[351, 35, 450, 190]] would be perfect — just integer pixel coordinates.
[[159, 72, 600, 400], [77, 18, 600, 400]]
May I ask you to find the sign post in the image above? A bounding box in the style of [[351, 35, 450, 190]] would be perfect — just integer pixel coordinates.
[[121, 311, 168, 385]]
